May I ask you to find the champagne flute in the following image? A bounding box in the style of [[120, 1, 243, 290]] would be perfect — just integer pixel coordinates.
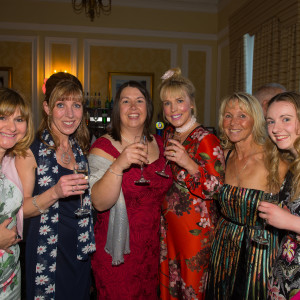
[[134, 135, 150, 185], [74, 161, 90, 216], [156, 132, 180, 178], [252, 192, 279, 245]]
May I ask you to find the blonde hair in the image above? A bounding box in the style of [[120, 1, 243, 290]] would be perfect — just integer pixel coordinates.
[[159, 67, 197, 118], [218, 92, 267, 150], [38, 79, 90, 154], [0, 88, 34, 157], [266, 91, 300, 199]]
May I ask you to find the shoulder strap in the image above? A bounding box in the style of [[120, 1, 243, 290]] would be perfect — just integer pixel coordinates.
[[225, 149, 232, 166]]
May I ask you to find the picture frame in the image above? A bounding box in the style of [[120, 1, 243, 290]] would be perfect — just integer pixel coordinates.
[[0, 67, 12, 88], [108, 72, 154, 100]]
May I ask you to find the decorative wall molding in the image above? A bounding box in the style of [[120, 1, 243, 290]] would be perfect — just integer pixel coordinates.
[[182, 44, 212, 126], [0, 35, 39, 129], [45, 37, 78, 78], [83, 39, 178, 91], [0, 22, 217, 41], [216, 38, 229, 125]]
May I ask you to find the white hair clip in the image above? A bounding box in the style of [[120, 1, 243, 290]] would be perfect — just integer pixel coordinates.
[[161, 69, 175, 80]]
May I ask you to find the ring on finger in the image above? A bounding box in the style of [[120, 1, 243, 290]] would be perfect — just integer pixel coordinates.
[[72, 186, 75, 193], [172, 152, 176, 157]]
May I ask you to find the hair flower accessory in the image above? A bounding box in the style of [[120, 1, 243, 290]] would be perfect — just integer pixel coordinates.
[[42, 78, 48, 95], [161, 69, 175, 80]]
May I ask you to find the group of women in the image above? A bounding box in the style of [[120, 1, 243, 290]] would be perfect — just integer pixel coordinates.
[[0, 66, 300, 300]]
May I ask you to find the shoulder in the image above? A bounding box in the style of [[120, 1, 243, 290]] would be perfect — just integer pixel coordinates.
[[90, 134, 112, 151], [191, 126, 221, 146], [90, 134, 116, 162]]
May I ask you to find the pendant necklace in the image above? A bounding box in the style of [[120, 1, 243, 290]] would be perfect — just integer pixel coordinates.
[[61, 141, 72, 165], [234, 150, 253, 186]]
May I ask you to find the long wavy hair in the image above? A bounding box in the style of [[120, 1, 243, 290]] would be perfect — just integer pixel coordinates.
[[109, 80, 153, 142], [38, 79, 90, 154], [218, 92, 267, 150], [0, 88, 34, 157], [266, 91, 300, 199]]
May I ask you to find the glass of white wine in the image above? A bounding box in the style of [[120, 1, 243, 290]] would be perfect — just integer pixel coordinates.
[[134, 135, 150, 185], [156, 132, 180, 178], [74, 161, 90, 217]]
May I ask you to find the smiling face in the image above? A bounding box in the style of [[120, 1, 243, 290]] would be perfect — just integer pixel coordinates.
[[0, 107, 27, 155], [266, 101, 300, 155], [119, 86, 147, 131], [222, 100, 254, 145], [162, 90, 194, 129], [44, 97, 83, 138]]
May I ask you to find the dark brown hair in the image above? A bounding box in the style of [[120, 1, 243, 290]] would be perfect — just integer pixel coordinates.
[[109, 81, 153, 142]]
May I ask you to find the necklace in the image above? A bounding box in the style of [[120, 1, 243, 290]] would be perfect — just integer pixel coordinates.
[[121, 134, 134, 144], [234, 150, 254, 186], [176, 115, 196, 133], [61, 141, 72, 165]]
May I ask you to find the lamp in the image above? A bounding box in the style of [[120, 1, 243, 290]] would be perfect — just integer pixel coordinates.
[[72, 0, 111, 21]]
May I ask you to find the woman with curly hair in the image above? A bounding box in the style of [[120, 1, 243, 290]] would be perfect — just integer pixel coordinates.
[[258, 91, 300, 299], [206, 92, 287, 300], [159, 68, 224, 300]]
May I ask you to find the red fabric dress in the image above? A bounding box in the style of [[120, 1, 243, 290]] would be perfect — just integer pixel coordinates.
[[91, 135, 173, 299], [159, 126, 224, 300]]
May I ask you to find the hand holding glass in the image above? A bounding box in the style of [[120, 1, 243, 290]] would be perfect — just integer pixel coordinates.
[[252, 193, 279, 245], [74, 161, 90, 216], [156, 132, 180, 178], [134, 135, 150, 185]]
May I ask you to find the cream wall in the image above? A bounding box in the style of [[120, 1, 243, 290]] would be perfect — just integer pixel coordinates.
[[0, 0, 244, 130]]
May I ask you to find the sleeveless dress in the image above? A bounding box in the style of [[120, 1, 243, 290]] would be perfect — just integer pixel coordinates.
[[159, 126, 224, 300], [268, 172, 300, 300], [91, 135, 173, 299], [26, 138, 92, 300], [206, 149, 281, 300], [0, 156, 23, 300]]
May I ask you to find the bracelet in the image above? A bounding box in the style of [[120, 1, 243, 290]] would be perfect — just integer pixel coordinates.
[[32, 195, 49, 214], [108, 167, 123, 177]]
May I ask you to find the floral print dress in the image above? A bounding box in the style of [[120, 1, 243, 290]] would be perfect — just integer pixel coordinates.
[[268, 172, 300, 300], [159, 126, 224, 300], [0, 156, 23, 300]]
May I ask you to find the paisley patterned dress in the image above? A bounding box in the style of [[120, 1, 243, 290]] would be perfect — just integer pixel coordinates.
[[268, 172, 300, 300], [206, 184, 280, 300], [159, 126, 224, 300], [0, 156, 23, 300]]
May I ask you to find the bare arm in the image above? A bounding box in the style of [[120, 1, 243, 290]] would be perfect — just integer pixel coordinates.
[[90, 142, 148, 211], [15, 149, 88, 218]]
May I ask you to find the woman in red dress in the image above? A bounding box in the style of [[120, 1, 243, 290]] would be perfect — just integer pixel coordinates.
[[89, 81, 172, 299], [159, 68, 224, 299]]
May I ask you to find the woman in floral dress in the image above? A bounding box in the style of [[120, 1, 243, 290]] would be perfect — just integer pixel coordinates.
[[0, 87, 34, 299], [159, 68, 224, 299], [258, 92, 300, 299], [16, 74, 95, 299]]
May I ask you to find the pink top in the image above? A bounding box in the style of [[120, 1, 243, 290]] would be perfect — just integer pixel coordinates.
[[1, 155, 23, 238]]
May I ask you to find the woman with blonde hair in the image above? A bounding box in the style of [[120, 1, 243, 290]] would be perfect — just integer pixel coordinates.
[[258, 91, 300, 299], [159, 68, 224, 299], [206, 92, 287, 300], [0, 87, 34, 299]]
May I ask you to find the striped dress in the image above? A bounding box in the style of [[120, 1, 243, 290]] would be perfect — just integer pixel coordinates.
[[206, 184, 279, 300]]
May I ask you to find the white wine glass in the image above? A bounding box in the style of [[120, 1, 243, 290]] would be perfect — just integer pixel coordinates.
[[74, 161, 90, 217], [252, 192, 279, 245], [134, 135, 150, 185], [156, 132, 180, 178]]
